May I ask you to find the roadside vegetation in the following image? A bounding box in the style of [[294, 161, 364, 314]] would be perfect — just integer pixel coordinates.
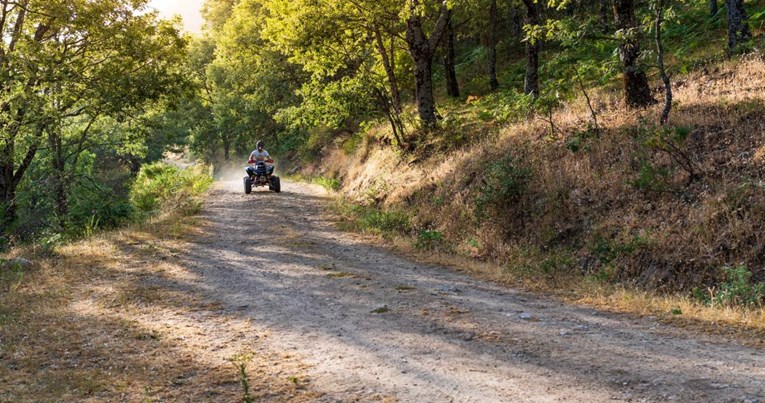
[[326, 55, 765, 340]]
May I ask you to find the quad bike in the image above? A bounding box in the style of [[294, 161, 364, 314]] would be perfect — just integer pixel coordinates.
[[244, 160, 280, 194]]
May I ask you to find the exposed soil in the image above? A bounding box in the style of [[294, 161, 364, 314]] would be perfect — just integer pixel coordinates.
[[179, 179, 765, 402]]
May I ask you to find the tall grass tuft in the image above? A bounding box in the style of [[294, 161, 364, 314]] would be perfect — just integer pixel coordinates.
[[129, 162, 213, 217]]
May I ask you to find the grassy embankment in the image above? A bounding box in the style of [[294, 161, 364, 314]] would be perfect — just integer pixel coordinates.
[[298, 8, 765, 342], [0, 164, 316, 401]]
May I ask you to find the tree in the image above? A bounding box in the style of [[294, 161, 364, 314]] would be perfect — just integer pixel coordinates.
[[372, 25, 408, 147], [456, 0, 511, 93], [442, 16, 460, 98], [710, 0, 718, 18], [0, 0, 187, 228], [0, 0, 52, 225], [42, 16, 187, 221], [202, 0, 305, 159], [600, 0, 612, 31], [521, 0, 541, 96], [201, 0, 241, 32], [488, 0, 500, 91], [404, 0, 452, 127], [654, 0, 672, 125], [612, 0, 654, 107], [724, 0, 750, 52]]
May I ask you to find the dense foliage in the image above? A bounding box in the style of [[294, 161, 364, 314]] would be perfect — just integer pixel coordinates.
[[0, 0, 191, 245], [179, 0, 764, 158]]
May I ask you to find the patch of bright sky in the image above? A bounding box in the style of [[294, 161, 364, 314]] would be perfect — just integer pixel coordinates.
[[147, 0, 205, 34]]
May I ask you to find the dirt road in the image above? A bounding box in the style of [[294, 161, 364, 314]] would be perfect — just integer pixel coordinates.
[[183, 179, 764, 402]]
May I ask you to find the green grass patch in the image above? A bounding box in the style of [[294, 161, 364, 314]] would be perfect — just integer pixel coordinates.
[[415, 229, 445, 250], [0, 260, 27, 292], [335, 201, 411, 235], [129, 162, 213, 217], [313, 176, 341, 191], [694, 265, 764, 308]]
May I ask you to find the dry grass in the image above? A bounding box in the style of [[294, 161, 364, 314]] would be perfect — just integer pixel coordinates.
[[314, 54, 765, 338], [0, 212, 320, 402], [385, 238, 765, 347]]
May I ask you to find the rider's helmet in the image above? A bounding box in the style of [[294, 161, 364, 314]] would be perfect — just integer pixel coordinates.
[[256, 140, 264, 150]]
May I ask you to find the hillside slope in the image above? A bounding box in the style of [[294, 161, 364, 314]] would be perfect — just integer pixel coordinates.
[[308, 55, 765, 294]]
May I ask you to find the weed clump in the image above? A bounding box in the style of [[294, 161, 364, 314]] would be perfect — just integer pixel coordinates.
[[416, 228, 445, 250], [313, 176, 341, 191], [474, 156, 532, 222], [230, 352, 256, 403], [694, 265, 764, 308]]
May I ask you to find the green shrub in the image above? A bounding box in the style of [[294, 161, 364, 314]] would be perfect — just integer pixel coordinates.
[[342, 133, 363, 155], [694, 265, 764, 308], [359, 209, 411, 233], [335, 201, 411, 234], [129, 162, 212, 217], [68, 191, 134, 233], [591, 233, 652, 265], [313, 176, 341, 192], [539, 251, 574, 276], [415, 229, 444, 250], [474, 156, 532, 221], [631, 161, 670, 193], [636, 125, 700, 185], [477, 91, 537, 123], [37, 232, 63, 256], [565, 128, 597, 153]]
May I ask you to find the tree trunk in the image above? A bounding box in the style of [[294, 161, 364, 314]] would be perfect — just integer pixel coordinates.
[[0, 143, 17, 227], [522, 0, 540, 97], [510, 6, 523, 38], [443, 18, 460, 98], [525, 40, 539, 96], [655, 0, 672, 126], [372, 28, 406, 148], [725, 0, 751, 52], [413, 56, 437, 122], [373, 87, 406, 149], [373, 28, 402, 114], [48, 127, 68, 218], [710, 0, 719, 18], [223, 136, 230, 160], [0, 124, 39, 227], [405, 0, 451, 128], [613, 0, 654, 108], [599, 0, 611, 32], [488, 0, 500, 91], [129, 157, 141, 174]]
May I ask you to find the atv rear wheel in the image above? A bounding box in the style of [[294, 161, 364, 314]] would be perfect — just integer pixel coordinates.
[[244, 176, 252, 194], [271, 176, 281, 193]]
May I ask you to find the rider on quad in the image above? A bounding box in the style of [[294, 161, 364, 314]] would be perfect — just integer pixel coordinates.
[[244, 140, 280, 193], [246, 140, 274, 176]]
